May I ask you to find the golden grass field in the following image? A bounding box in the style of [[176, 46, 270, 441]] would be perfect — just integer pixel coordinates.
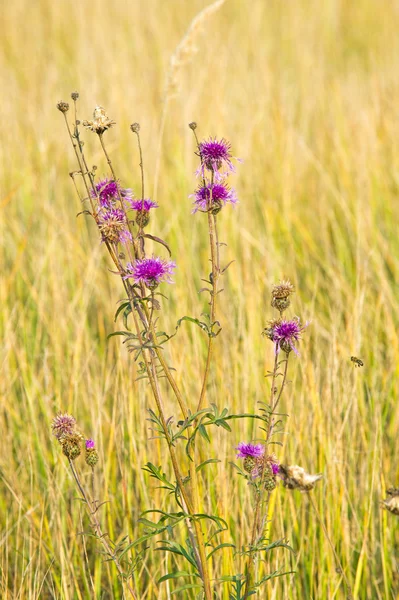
[[2, 0, 399, 598]]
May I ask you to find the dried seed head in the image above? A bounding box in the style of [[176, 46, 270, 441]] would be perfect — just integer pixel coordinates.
[[382, 488, 399, 516], [189, 121, 197, 130], [61, 433, 83, 460], [271, 280, 295, 314], [57, 101, 69, 113], [83, 106, 115, 135], [279, 464, 323, 492], [71, 92, 79, 101], [52, 413, 77, 440], [130, 122, 140, 133]]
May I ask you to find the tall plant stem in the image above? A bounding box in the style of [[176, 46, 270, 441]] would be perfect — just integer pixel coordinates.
[[243, 353, 289, 600], [197, 211, 219, 412], [68, 459, 138, 600], [307, 492, 353, 599], [127, 297, 213, 600]]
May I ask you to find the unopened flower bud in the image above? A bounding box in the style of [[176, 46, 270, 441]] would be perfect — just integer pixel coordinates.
[[57, 101, 69, 113], [85, 439, 99, 467]]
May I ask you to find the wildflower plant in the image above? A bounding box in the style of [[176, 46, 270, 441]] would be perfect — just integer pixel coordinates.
[[55, 93, 336, 599]]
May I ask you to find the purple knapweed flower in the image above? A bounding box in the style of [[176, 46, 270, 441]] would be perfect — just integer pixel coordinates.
[[191, 183, 238, 213], [196, 137, 239, 178], [85, 439, 95, 450], [272, 318, 308, 355], [129, 199, 159, 212], [91, 178, 133, 208], [236, 442, 265, 459], [97, 208, 132, 244], [124, 256, 176, 289]]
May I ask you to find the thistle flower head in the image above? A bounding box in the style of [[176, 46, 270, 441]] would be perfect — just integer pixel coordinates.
[[83, 106, 115, 135], [61, 433, 83, 460], [85, 439, 95, 450], [271, 279, 295, 313], [196, 137, 238, 178], [91, 178, 133, 208], [236, 442, 265, 459], [270, 318, 308, 355], [124, 256, 176, 290], [279, 464, 323, 492], [382, 488, 399, 516], [129, 199, 159, 212], [52, 413, 76, 440], [97, 208, 132, 244], [191, 183, 238, 214]]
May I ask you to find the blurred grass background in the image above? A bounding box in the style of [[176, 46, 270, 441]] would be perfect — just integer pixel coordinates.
[[1, 0, 399, 597]]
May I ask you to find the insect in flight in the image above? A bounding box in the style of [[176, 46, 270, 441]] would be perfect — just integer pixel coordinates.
[[350, 356, 364, 367]]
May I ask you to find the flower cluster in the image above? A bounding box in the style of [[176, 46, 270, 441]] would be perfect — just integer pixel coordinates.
[[236, 442, 280, 490], [190, 134, 240, 214], [52, 413, 99, 467]]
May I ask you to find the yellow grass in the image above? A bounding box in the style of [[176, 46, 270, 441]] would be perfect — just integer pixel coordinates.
[[1, 0, 399, 598]]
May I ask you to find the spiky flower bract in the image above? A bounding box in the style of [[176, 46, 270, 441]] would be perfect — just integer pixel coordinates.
[[191, 183, 238, 214], [124, 256, 176, 290], [91, 178, 133, 208], [52, 413, 76, 440], [97, 208, 132, 244], [270, 318, 308, 355], [196, 137, 237, 178]]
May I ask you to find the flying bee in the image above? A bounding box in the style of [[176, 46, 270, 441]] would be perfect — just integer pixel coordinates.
[[351, 356, 364, 368]]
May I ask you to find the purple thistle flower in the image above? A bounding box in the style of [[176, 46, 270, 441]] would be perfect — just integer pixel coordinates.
[[124, 256, 176, 289], [51, 413, 76, 440], [196, 137, 239, 178], [191, 183, 238, 214], [86, 439, 95, 450], [91, 178, 133, 208], [236, 442, 265, 459], [97, 208, 132, 244], [129, 199, 159, 212], [272, 318, 308, 355]]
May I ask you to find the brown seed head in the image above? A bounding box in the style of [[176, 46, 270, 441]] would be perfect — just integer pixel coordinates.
[[83, 106, 115, 134], [130, 122, 140, 133], [279, 464, 323, 492], [71, 92, 79, 101], [57, 101, 69, 113], [272, 280, 295, 299], [189, 122, 197, 130]]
